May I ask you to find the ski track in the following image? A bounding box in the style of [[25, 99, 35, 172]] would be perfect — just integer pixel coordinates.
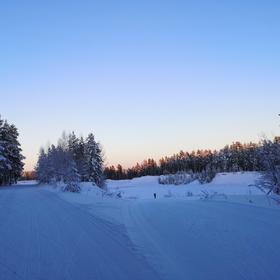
[[0, 185, 159, 280], [123, 199, 280, 280]]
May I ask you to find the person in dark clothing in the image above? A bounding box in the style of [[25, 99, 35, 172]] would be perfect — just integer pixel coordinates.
[[153, 193, 157, 199]]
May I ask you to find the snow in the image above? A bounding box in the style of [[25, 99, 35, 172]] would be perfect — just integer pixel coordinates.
[[0, 185, 158, 280], [16, 180, 38, 185], [55, 172, 280, 280], [0, 155, 6, 161], [123, 199, 280, 280], [106, 172, 265, 200], [1, 172, 280, 279]]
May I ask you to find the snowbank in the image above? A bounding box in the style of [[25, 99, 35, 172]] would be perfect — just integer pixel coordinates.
[[16, 180, 38, 185]]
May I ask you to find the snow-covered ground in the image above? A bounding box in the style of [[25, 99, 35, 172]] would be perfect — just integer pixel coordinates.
[[0, 184, 158, 280], [53, 172, 280, 280], [60, 172, 275, 207], [17, 180, 38, 185], [107, 172, 265, 199], [1, 172, 280, 280]]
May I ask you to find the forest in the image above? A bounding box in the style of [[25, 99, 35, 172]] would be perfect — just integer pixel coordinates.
[[105, 138, 280, 193]]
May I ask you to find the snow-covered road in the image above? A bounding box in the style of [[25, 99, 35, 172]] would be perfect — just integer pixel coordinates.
[[0, 185, 159, 280]]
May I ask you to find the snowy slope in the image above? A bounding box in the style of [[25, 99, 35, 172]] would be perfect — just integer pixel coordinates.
[[53, 172, 280, 280]]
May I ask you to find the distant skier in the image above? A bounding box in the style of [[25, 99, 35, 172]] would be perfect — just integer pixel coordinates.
[[154, 193, 157, 199]]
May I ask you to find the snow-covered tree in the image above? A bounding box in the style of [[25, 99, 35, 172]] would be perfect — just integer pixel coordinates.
[[68, 133, 88, 181], [197, 164, 217, 184], [0, 116, 24, 185], [35, 148, 50, 183], [257, 139, 280, 194], [0, 118, 7, 184], [68, 132, 79, 156], [85, 133, 104, 187], [35, 131, 105, 190], [63, 159, 80, 192]]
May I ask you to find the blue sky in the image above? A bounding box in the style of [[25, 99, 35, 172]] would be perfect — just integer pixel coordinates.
[[1, 1, 280, 170]]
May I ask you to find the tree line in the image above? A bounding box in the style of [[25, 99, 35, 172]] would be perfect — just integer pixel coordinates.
[[105, 142, 261, 179], [104, 139, 280, 193], [0, 116, 24, 185], [35, 132, 104, 191]]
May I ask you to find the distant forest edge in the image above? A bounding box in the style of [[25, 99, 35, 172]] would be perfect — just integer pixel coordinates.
[[105, 138, 280, 178], [104, 137, 280, 194]]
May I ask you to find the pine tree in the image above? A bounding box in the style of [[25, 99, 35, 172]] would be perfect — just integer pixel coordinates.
[[76, 137, 88, 181], [35, 148, 49, 183], [0, 118, 7, 185], [116, 164, 124, 179], [7, 124, 25, 183], [85, 133, 104, 187], [0, 117, 24, 185], [68, 132, 79, 158], [258, 139, 280, 194], [63, 159, 81, 192]]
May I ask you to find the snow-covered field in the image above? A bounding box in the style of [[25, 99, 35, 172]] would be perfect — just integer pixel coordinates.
[[54, 172, 280, 280], [107, 172, 265, 199], [60, 172, 276, 207], [1, 172, 280, 280]]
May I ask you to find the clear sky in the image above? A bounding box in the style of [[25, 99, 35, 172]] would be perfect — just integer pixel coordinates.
[[1, 1, 280, 171]]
